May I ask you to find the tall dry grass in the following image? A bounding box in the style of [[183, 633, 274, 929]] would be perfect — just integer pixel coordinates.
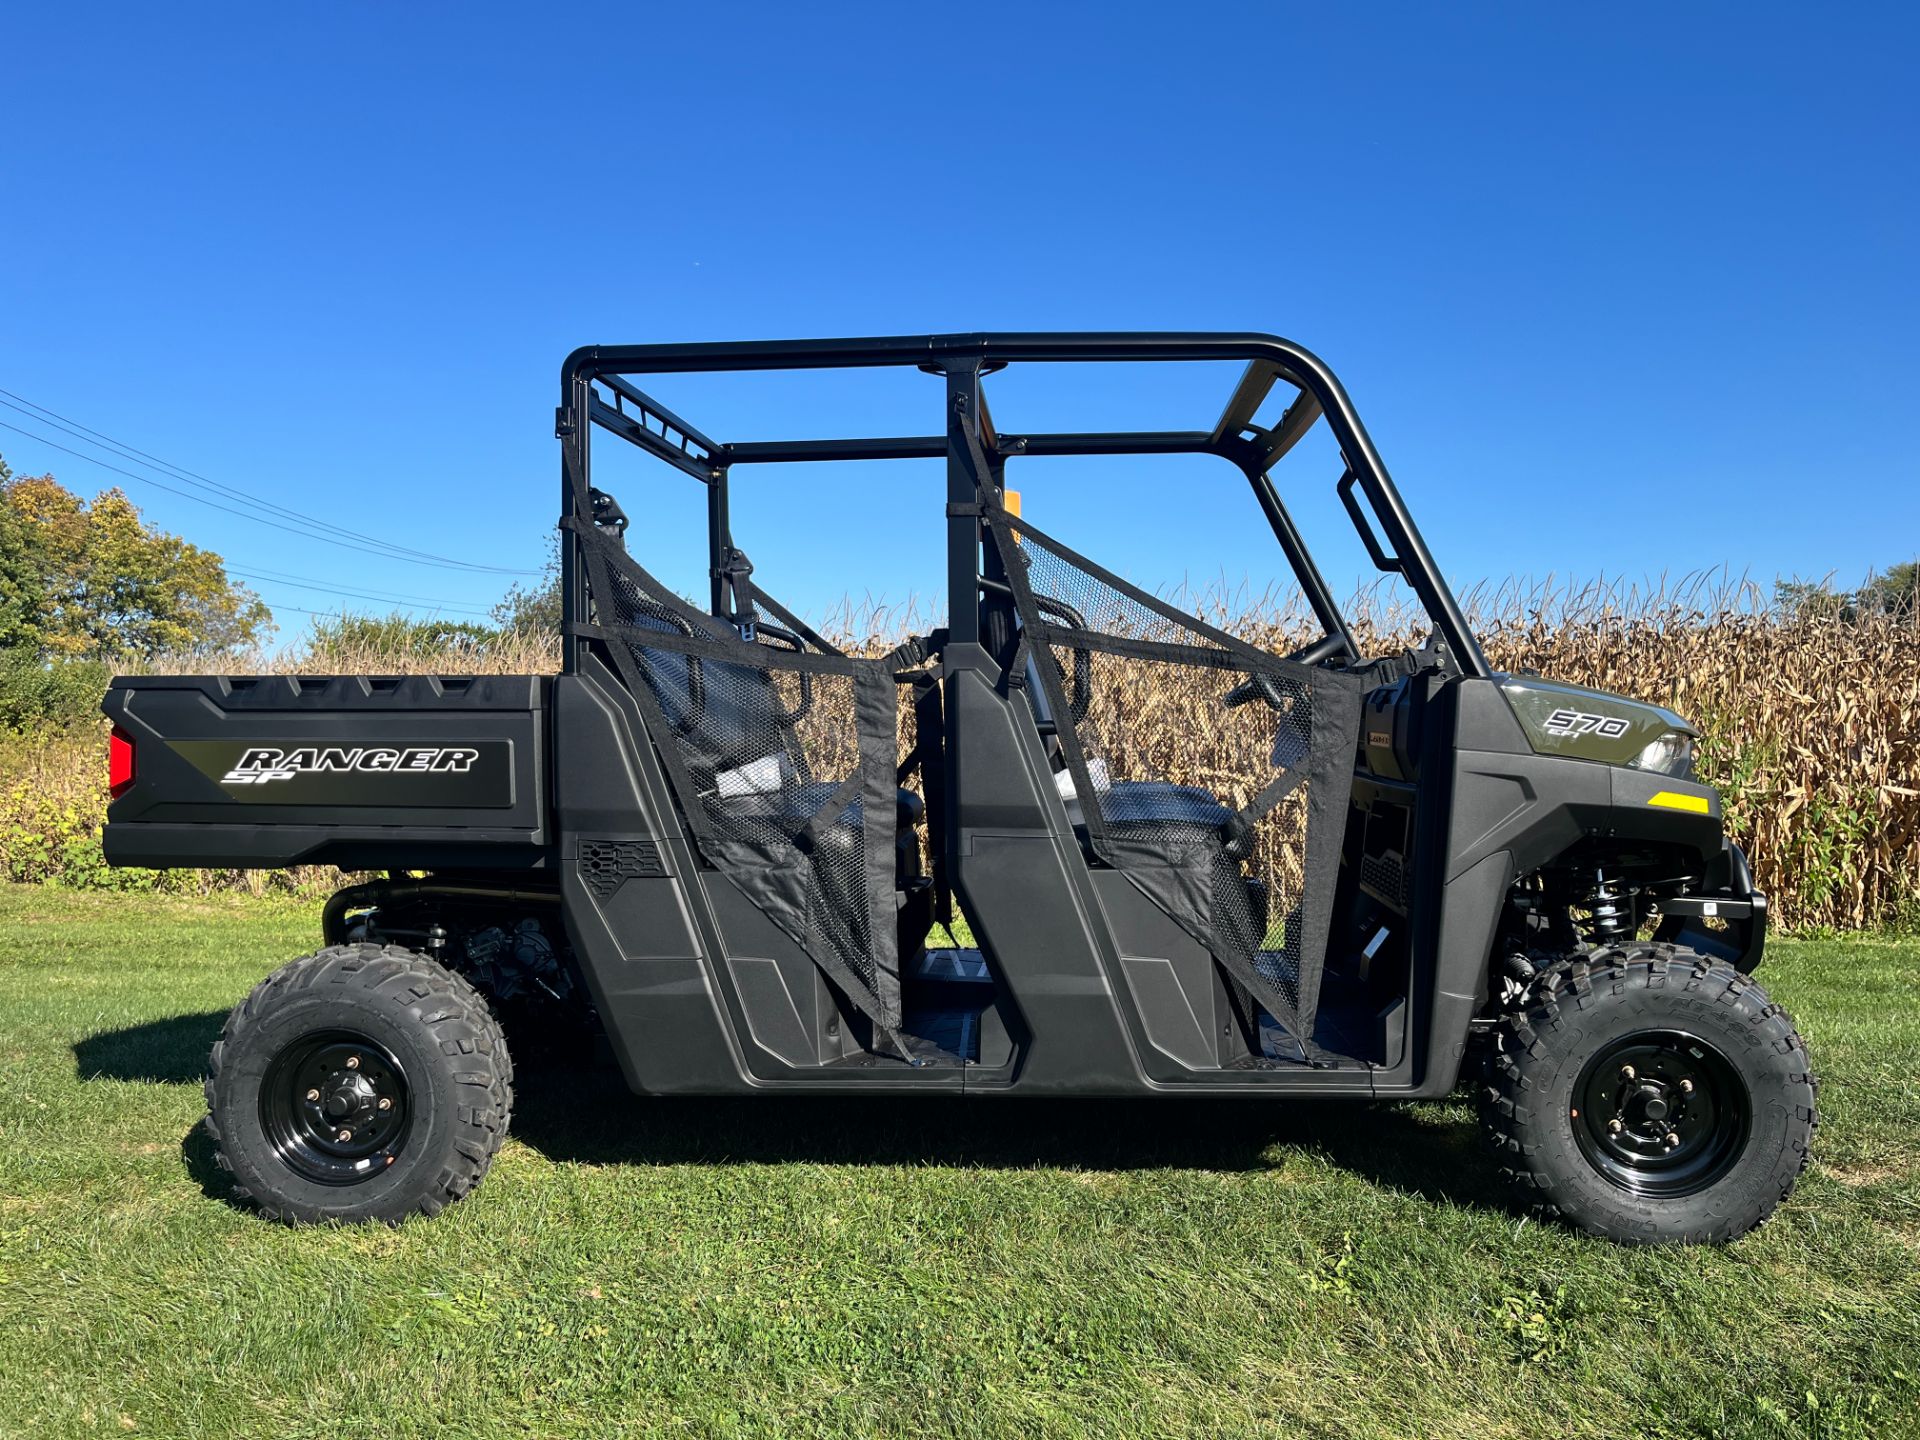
[[1225, 574, 1919, 932], [3, 588, 1916, 932], [1464, 576, 1920, 933]]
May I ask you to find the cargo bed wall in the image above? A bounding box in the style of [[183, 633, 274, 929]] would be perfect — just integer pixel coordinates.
[[103, 674, 552, 871]]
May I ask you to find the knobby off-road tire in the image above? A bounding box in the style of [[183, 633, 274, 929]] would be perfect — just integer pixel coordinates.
[[1481, 943, 1816, 1244], [204, 945, 513, 1224]]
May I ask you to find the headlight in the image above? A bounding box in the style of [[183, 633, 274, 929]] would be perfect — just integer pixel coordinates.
[[1628, 731, 1695, 778]]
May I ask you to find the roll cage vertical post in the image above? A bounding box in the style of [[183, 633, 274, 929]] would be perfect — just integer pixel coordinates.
[[943, 361, 988, 648], [706, 466, 731, 620], [557, 365, 591, 678], [556, 334, 1492, 679]]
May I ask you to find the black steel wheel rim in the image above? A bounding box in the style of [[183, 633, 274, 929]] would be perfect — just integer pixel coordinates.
[[1572, 1031, 1750, 1197], [259, 1029, 411, 1186]]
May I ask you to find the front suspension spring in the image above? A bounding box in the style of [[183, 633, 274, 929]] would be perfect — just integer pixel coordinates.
[[1588, 870, 1630, 942]]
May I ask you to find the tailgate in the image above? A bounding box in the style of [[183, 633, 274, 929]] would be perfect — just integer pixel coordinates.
[[103, 674, 551, 870]]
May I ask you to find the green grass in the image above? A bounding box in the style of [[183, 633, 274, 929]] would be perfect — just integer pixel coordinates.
[[1, 887, 1916, 1439]]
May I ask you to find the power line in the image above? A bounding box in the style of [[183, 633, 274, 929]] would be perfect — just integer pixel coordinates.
[[254, 599, 496, 626], [230, 563, 501, 610], [260, 600, 370, 619], [255, 597, 488, 623], [0, 416, 536, 576], [0, 387, 538, 574], [228, 568, 497, 618]]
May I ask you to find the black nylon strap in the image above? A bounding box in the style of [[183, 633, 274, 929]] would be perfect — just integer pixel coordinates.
[[566, 620, 886, 679], [795, 770, 865, 854], [719, 546, 759, 633], [1000, 634, 1030, 691], [914, 671, 953, 926], [891, 657, 951, 927], [750, 583, 844, 657], [893, 658, 945, 783], [1291, 665, 1366, 1050], [854, 665, 903, 1018], [980, 501, 1284, 671], [1230, 764, 1309, 834], [984, 516, 1109, 853], [880, 636, 928, 673], [1017, 623, 1270, 674]]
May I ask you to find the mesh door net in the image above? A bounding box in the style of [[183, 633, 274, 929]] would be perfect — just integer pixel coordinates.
[[982, 503, 1365, 1052], [568, 521, 904, 1033]]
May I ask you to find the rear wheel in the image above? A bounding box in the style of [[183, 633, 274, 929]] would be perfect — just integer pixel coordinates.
[[205, 945, 513, 1224], [1481, 944, 1815, 1243]]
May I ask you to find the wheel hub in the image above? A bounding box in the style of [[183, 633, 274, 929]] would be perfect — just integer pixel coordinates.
[[321, 1073, 375, 1120], [260, 1031, 411, 1186], [1572, 1032, 1750, 1197]]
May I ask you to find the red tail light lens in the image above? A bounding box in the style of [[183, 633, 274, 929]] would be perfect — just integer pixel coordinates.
[[109, 726, 136, 799]]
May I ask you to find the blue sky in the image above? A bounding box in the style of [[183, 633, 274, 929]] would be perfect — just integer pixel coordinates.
[[2, 3, 1914, 637]]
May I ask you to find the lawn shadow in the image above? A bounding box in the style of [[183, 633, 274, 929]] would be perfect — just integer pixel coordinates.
[[73, 1010, 224, 1085], [74, 1012, 1521, 1220], [180, 1116, 240, 1205], [510, 1059, 1523, 1217]]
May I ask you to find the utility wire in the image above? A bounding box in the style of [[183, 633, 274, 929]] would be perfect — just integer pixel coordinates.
[[259, 600, 367, 618], [253, 599, 479, 621], [0, 417, 536, 576], [229, 563, 501, 611], [228, 568, 496, 618], [0, 387, 538, 574]]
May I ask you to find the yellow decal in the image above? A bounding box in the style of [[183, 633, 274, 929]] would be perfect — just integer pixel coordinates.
[[1647, 790, 1711, 814]]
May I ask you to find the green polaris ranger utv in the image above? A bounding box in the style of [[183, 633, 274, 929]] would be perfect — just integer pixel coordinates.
[[103, 333, 1814, 1242]]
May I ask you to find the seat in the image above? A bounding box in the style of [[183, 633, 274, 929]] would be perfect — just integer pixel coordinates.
[[1059, 776, 1231, 835], [1097, 780, 1230, 829], [720, 779, 925, 884], [719, 779, 921, 830]]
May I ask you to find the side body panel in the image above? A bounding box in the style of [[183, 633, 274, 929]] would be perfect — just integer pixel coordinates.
[[1385, 677, 1725, 1098], [555, 647, 1391, 1096]]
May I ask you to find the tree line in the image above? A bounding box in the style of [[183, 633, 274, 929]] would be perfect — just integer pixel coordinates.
[[1, 455, 562, 667]]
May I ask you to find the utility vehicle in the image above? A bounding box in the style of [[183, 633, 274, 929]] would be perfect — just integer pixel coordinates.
[[102, 333, 1814, 1242]]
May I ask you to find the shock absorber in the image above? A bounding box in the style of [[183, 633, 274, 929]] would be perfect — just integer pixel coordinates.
[[1587, 869, 1630, 943]]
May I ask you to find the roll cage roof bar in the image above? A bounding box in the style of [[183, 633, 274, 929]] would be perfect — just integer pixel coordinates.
[[556, 332, 1491, 679]]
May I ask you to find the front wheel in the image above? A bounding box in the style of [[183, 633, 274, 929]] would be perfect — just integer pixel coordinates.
[[1480, 944, 1816, 1244], [205, 945, 513, 1224]]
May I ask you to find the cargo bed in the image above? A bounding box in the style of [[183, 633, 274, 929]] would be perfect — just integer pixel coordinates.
[[102, 674, 551, 871]]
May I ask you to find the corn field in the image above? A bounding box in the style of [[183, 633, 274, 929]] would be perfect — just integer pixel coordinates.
[[3, 581, 1915, 932]]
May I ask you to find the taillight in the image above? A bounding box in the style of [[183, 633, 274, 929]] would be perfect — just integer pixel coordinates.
[[109, 726, 136, 799]]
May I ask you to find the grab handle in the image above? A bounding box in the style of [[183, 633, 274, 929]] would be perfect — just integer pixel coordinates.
[[1338, 468, 1404, 575]]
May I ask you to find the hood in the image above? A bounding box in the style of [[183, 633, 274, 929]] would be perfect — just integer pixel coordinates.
[[1499, 676, 1695, 766]]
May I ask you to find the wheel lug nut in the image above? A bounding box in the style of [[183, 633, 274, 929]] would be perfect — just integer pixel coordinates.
[[1607, 1119, 1624, 1133], [1620, 1064, 1636, 1080], [336, 1128, 352, 1142], [1679, 1078, 1694, 1093], [1664, 1133, 1680, 1148], [306, 1088, 320, 1101], [345, 1055, 361, 1069], [377, 1097, 393, 1111]]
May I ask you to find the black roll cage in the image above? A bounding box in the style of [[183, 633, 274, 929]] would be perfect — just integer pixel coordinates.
[[555, 332, 1490, 679]]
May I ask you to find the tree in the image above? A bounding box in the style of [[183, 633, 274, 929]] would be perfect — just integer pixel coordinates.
[[1859, 561, 1919, 617], [302, 612, 499, 660], [0, 459, 269, 657], [1776, 562, 1918, 622], [490, 535, 562, 633]]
